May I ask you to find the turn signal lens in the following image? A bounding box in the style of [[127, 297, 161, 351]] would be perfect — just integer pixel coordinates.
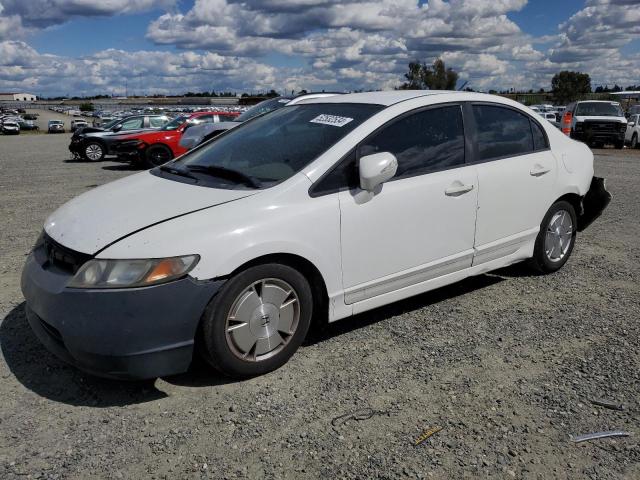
[[68, 255, 199, 289]]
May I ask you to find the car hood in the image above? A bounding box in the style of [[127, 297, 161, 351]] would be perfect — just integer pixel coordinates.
[[575, 116, 627, 123], [44, 171, 255, 255]]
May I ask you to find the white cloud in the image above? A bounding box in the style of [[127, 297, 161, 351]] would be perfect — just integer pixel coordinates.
[[0, 0, 638, 95]]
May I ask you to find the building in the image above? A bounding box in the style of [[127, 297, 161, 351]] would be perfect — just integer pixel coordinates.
[[0, 92, 37, 102]]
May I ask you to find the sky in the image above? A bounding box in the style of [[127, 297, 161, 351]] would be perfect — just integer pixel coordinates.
[[0, 0, 638, 97]]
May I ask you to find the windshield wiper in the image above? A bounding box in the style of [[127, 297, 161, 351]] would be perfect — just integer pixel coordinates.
[[186, 165, 262, 188], [159, 164, 198, 181]]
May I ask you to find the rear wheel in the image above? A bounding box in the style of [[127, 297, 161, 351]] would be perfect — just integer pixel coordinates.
[[145, 144, 173, 168], [199, 263, 313, 378], [529, 201, 577, 274], [83, 141, 105, 161]]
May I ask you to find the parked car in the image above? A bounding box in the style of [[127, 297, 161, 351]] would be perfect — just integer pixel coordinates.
[[48, 120, 65, 133], [179, 93, 341, 151], [625, 114, 640, 149], [23, 113, 39, 120], [70, 119, 89, 132], [69, 115, 170, 161], [1, 118, 20, 135], [563, 100, 627, 148], [21, 91, 611, 380], [17, 119, 39, 131], [112, 111, 240, 167]]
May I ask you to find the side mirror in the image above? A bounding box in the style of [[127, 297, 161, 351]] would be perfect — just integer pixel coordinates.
[[628, 122, 636, 127], [112, 125, 122, 132], [359, 152, 398, 191]]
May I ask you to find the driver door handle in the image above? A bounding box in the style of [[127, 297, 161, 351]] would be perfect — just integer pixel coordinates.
[[445, 183, 474, 196]]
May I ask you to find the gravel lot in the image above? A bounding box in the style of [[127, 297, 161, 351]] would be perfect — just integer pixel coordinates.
[[0, 123, 638, 479]]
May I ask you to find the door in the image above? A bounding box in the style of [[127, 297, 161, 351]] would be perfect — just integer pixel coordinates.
[[337, 104, 478, 303], [468, 104, 557, 261]]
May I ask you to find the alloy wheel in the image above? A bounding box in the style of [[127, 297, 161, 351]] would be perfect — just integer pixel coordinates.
[[85, 144, 103, 161], [544, 209, 573, 263]]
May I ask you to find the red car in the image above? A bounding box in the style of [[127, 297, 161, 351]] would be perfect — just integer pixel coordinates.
[[113, 111, 239, 167]]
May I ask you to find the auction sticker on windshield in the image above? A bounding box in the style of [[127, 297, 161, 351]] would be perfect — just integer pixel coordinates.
[[310, 114, 354, 127]]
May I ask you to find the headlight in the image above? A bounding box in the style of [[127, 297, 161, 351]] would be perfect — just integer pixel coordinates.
[[68, 255, 199, 289]]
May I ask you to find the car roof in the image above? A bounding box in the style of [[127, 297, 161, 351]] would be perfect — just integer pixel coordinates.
[[299, 90, 457, 106]]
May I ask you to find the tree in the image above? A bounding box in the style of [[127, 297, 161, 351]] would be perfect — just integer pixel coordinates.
[[551, 71, 591, 104], [79, 102, 94, 112], [400, 58, 458, 90]]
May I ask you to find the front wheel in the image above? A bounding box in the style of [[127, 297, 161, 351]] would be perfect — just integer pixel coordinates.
[[83, 141, 105, 161], [199, 263, 313, 378], [614, 140, 624, 150], [631, 134, 638, 149], [529, 201, 577, 273], [144, 144, 173, 168]]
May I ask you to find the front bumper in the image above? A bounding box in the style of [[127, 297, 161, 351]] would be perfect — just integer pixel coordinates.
[[571, 130, 624, 144], [21, 245, 223, 379]]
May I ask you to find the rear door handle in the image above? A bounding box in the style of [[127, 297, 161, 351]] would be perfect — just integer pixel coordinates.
[[530, 165, 551, 177], [445, 183, 474, 196]]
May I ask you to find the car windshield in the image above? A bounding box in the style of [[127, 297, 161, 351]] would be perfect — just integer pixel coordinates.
[[575, 102, 624, 117], [234, 97, 292, 122], [160, 103, 383, 189], [161, 115, 188, 130]]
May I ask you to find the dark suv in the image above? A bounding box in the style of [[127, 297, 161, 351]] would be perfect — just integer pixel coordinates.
[[69, 115, 169, 161]]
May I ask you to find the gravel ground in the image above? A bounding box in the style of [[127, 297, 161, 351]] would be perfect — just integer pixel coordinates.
[[0, 122, 638, 479]]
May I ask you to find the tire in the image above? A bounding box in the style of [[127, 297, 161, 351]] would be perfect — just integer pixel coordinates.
[[528, 200, 577, 274], [144, 144, 173, 168], [199, 263, 313, 378], [614, 140, 624, 150], [631, 134, 638, 149], [83, 141, 105, 161]]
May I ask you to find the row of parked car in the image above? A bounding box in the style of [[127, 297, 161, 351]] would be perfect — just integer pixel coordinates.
[[68, 93, 337, 167], [0, 108, 40, 134]]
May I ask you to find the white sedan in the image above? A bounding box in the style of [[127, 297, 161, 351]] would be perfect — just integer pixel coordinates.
[[21, 91, 610, 379]]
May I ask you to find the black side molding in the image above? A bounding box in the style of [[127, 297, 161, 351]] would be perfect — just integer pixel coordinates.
[[578, 176, 611, 231]]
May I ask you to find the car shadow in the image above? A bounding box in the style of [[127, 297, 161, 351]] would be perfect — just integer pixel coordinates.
[[0, 303, 167, 407], [305, 273, 505, 346]]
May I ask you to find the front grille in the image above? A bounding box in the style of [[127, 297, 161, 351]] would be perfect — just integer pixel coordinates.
[[583, 121, 620, 133], [42, 233, 92, 274]]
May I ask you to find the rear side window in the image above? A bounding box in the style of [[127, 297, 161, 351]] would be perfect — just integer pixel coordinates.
[[471, 105, 533, 161], [531, 120, 548, 151], [359, 105, 465, 179]]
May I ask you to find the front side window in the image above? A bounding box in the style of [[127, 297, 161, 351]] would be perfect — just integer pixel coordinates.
[[472, 105, 533, 161], [149, 116, 168, 128], [359, 105, 465, 178], [162, 115, 188, 131], [161, 103, 382, 189], [120, 117, 144, 130]]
